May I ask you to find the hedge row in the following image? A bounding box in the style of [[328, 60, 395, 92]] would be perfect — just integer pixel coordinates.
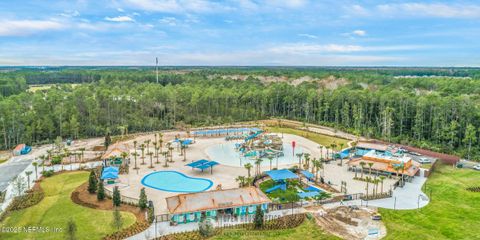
[[103, 221, 150, 240]]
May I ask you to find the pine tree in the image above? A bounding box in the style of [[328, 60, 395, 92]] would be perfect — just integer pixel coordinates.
[[138, 188, 148, 210], [65, 219, 77, 240], [254, 205, 264, 229], [111, 208, 123, 231], [87, 170, 97, 194], [112, 186, 121, 207], [97, 180, 105, 201]]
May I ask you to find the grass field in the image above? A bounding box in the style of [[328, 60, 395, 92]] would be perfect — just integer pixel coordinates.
[[380, 164, 480, 239], [0, 171, 136, 240], [211, 218, 340, 240], [265, 127, 349, 150]]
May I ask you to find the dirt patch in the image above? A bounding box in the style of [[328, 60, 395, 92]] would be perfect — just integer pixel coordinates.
[[318, 76, 348, 90], [308, 206, 386, 240], [71, 182, 146, 221]]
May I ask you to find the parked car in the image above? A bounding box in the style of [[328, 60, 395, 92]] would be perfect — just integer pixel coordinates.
[[473, 165, 480, 171], [417, 157, 432, 164], [349, 205, 360, 210], [372, 214, 382, 221]]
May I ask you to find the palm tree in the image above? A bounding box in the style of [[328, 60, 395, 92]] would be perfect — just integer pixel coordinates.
[[181, 144, 187, 162], [244, 163, 253, 178], [365, 176, 370, 198], [267, 156, 274, 170], [296, 153, 303, 169], [235, 176, 246, 187], [32, 162, 38, 180], [313, 160, 322, 182], [368, 162, 374, 176], [132, 152, 139, 170], [304, 153, 311, 170], [148, 152, 154, 168], [168, 145, 174, 162], [353, 166, 358, 178], [39, 155, 46, 172], [163, 151, 169, 167], [359, 161, 366, 179], [155, 146, 160, 164], [140, 144, 146, 165], [145, 140, 151, 155], [374, 179, 380, 198], [379, 176, 386, 194], [133, 140, 137, 151], [350, 141, 358, 157], [79, 148, 86, 163], [254, 158, 263, 176], [153, 141, 158, 159], [25, 171, 32, 189], [120, 152, 128, 165]]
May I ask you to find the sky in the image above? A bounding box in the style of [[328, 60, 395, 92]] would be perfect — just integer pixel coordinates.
[[0, 0, 479, 66]]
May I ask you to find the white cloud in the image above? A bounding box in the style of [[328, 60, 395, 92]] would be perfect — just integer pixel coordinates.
[[117, 8, 125, 12], [266, 0, 307, 8], [298, 33, 318, 39], [104, 16, 135, 22], [124, 0, 228, 13], [352, 30, 366, 36], [59, 10, 80, 18], [159, 17, 178, 26], [0, 20, 65, 36], [376, 3, 480, 18], [268, 43, 425, 54]]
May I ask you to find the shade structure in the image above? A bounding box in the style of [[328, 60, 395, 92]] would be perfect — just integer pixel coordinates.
[[186, 160, 220, 173], [101, 171, 118, 180], [300, 170, 314, 179], [265, 169, 299, 182], [103, 166, 119, 173], [186, 159, 209, 168]]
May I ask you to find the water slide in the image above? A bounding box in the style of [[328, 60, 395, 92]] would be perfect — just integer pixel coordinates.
[[265, 183, 286, 193], [245, 130, 263, 142]]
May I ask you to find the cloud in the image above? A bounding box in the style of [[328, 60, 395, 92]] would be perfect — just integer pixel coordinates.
[[298, 33, 318, 39], [117, 8, 125, 12], [104, 16, 134, 22], [376, 3, 480, 18], [159, 17, 178, 26], [267, 0, 307, 8], [352, 30, 366, 36], [59, 10, 80, 18], [0, 20, 65, 36], [123, 0, 228, 13], [268, 43, 425, 54]]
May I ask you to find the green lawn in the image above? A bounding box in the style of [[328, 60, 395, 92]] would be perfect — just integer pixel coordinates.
[[265, 127, 349, 150], [0, 171, 136, 240], [212, 218, 340, 240], [259, 179, 301, 203], [380, 164, 480, 240]]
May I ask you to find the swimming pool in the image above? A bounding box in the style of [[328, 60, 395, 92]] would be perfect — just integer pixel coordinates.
[[141, 171, 213, 193], [193, 127, 261, 136], [206, 142, 309, 167]]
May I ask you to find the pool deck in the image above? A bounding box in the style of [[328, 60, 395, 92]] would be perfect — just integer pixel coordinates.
[[107, 131, 324, 213]]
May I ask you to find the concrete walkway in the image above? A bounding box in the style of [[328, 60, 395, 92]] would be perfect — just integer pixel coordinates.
[[324, 172, 430, 210], [127, 208, 306, 240]]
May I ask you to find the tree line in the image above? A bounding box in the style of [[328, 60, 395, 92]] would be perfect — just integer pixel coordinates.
[[0, 67, 479, 160]]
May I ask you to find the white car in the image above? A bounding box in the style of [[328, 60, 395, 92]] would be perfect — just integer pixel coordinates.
[[473, 165, 480, 171], [417, 157, 432, 164]]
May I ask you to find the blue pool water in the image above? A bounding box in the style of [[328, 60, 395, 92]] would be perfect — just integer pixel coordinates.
[[141, 171, 213, 193], [206, 142, 308, 167], [193, 127, 261, 136]]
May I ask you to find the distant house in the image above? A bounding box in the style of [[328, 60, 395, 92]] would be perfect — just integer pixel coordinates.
[[166, 186, 271, 224], [12, 144, 31, 156], [349, 149, 420, 177]]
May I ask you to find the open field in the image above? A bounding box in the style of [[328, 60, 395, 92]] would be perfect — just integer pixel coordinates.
[[380, 164, 480, 239], [265, 126, 350, 150], [0, 171, 136, 240], [211, 218, 341, 240], [27, 84, 81, 92]]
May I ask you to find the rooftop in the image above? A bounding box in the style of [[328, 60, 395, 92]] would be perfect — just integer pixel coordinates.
[[166, 186, 271, 214]]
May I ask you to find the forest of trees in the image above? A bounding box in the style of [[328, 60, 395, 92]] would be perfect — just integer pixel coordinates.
[[0, 67, 479, 160]]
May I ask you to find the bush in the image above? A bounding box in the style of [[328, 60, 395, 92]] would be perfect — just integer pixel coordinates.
[[138, 188, 148, 210], [51, 156, 62, 165], [42, 170, 54, 177], [253, 205, 264, 229], [103, 221, 150, 240], [112, 186, 121, 207], [88, 170, 97, 194], [97, 180, 105, 200], [198, 215, 214, 238]]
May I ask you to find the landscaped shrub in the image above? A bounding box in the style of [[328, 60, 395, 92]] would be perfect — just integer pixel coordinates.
[[112, 186, 121, 207], [88, 170, 97, 193], [103, 221, 150, 240], [253, 205, 264, 229], [466, 186, 480, 192], [199, 215, 215, 237], [138, 188, 148, 210], [41, 169, 54, 177], [0, 189, 45, 221], [51, 156, 62, 165], [97, 180, 105, 200]]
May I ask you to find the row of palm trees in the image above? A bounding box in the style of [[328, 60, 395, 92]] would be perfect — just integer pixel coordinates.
[[130, 133, 189, 170], [353, 161, 392, 198]]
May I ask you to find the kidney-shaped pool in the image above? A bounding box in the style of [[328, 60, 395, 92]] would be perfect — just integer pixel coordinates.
[[141, 171, 213, 193]]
